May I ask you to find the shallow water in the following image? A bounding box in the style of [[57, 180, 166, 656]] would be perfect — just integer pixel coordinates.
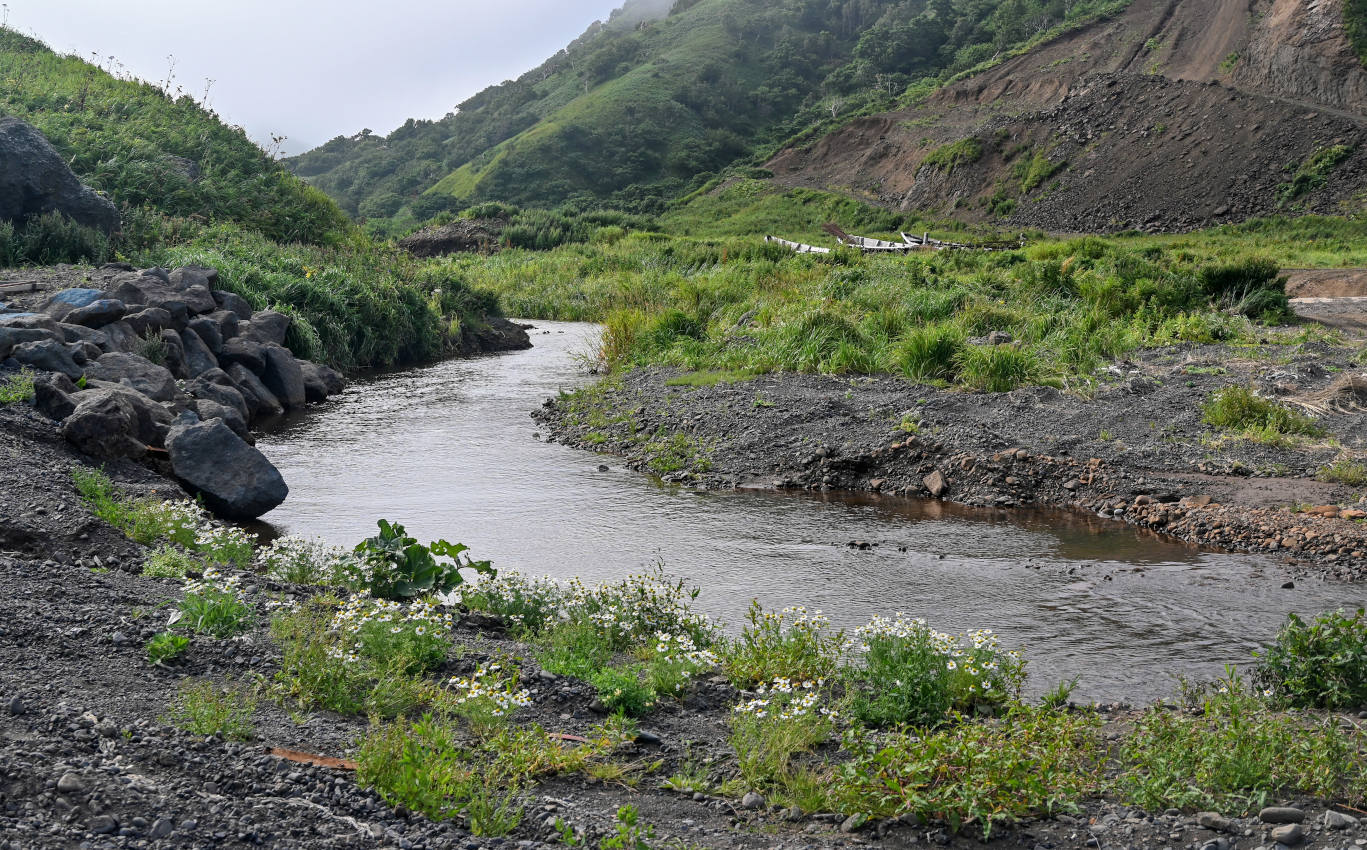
[[257, 321, 1365, 702]]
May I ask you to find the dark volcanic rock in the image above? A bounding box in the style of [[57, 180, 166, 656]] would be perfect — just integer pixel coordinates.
[[211, 289, 254, 320], [244, 310, 290, 347], [42, 288, 105, 321], [298, 360, 343, 402], [396, 217, 503, 257], [60, 390, 145, 459], [32, 374, 76, 420], [0, 326, 57, 358], [76, 383, 173, 448], [179, 328, 219, 377], [227, 363, 283, 419], [0, 117, 119, 234], [83, 352, 176, 402], [259, 345, 305, 409], [64, 299, 127, 329], [218, 337, 266, 374], [166, 420, 287, 519], [11, 339, 83, 379]]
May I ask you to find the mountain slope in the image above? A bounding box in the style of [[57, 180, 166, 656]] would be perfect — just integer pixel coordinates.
[[0, 29, 350, 245], [768, 0, 1367, 231], [288, 0, 1138, 230]]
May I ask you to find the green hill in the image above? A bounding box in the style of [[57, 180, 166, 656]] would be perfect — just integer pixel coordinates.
[[0, 27, 503, 370], [287, 0, 1132, 234]]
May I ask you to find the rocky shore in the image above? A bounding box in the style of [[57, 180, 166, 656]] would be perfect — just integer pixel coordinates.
[[535, 338, 1367, 582]]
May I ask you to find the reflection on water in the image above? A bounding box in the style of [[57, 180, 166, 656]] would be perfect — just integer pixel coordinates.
[[256, 321, 1366, 702]]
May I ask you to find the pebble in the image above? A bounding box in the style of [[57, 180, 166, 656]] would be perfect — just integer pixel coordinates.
[[56, 773, 84, 794], [149, 818, 174, 839], [88, 815, 118, 835], [5, 694, 23, 715], [1269, 824, 1305, 846], [1198, 812, 1234, 832], [1324, 811, 1359, 830], [1260, 807, 1306, 824], [740, 791, 765, 810]]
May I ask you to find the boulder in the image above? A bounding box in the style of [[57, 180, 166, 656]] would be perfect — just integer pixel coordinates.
[[123, 307, 173, 337], [297, 360, 342, 403], [193, 398, 251, 443], [259, 345, 306, 409], [226, 363, 283, 418], [186, 316, 223, 354], [64, 299, 127, 328], [83, 352, 177, 402], [57, 323, 107, 347], [61, 390, 145, 459], [70, 340, 101, 364], [212, 290, 254, 320], [110, 272, 215, 316], [187, 374, 249, 423], [98, 320, 139, 354], [0, 117, 119, 234], [166, 420, 287, 519], [179, 328, 218, 377], [168, 266, 218, 290], [10, 339, 82, 379], [76, 383, 173, 448], [158, 329, 188, 379], [244, 310, 290, 346], [203, 309, 240, 341], [31, 374, 76, 420], [0, 326, 57, 358], [42, 288, 105, 321], [218, 337, 266, 374], [0, 312, 60, 333]]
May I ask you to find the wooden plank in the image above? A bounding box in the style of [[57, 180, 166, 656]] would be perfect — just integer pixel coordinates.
[[0, 281, 40, 294], [765, 235, 831, 254]]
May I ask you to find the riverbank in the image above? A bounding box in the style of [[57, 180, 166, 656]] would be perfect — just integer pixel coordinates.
[[536, 337, 1367, 582]]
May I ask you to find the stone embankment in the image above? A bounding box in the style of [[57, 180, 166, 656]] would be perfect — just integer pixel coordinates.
[[1, 264, 343, 518]]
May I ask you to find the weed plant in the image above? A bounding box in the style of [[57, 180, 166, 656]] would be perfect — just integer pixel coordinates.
[[723, 602, 847, 689], [846, 615, 1025, 728], [0, 369, 35, 403], [1254, 609, 1367, 710], [146, 632, 190, 665], [730, 678, 839, 789], [458, 571, 565, 635], [351, 519, 495, 601], [175, 568, 253, 638], [330, 593, 453, 675], [1316, 459, 1367, 486], [836, 706, 1103, 837], [165, 679, 257, 741], [1115, 670, 1367, 813], [142, 545, 199, 579], [255, 536, 358, 585], [1201, 386, 1324, 442]]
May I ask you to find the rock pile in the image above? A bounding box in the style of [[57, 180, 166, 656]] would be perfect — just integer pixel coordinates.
[[0, 265, 344, 519]]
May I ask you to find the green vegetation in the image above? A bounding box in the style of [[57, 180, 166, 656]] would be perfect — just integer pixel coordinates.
[[165, 679, 257, 741], [145, 632, 190, 665], [1115, 670, 1366, 813], [0, 369, 35, 404], [352, 519, 496, 601], [1279, 145, 1356, 206], [287, 0, 1136, 225], [1346, 0, 1367, 68], [73, 468, 255, 567], [176, 569, 254, 638], [1317, 459, 1367, 486], [923, 137, 984, 174], [1255, 609, 1367, 710], [1201, 386, 1325, 442], [0, 212, 110, 266], [722, 602, 846, 688], [142, 545, 199, 579], [1014, 150, 1064, 193]]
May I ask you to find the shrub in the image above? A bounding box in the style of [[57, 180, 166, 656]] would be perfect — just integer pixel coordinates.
[[458, 570, 567, 635], [846, 615, 1025, 728], [590, 666, 658, 717], [351, 519, 495, 600], [146, 632, 190, 665], [0, 212, 109, 266], [564, 566, 716, 650], [165, 679, 257, 741], [1201, 386, 1323, 439], [922, 138, 983, 174], [1316, 459, 1367, 486], [836, 706, 1103, 837], [256, 536, 360, 585], [1254, 609, 1367, 710], [175, 568, 253, 638], [956, 345, 1042, 393], [731, 678, 839, 788], [331, 594, 453, 675], [896, 323, 963, 382], [723, 602, 846, 689], [1115, 670, 1367, 812]]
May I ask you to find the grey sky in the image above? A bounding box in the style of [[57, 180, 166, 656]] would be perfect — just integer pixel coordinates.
[[8, 0, 626, 155]]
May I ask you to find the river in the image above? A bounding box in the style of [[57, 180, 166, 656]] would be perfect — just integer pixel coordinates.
[[256, 321, 1362, 702]]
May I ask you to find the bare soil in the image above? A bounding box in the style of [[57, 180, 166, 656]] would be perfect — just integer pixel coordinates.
[[765, 0, 1367, 232]]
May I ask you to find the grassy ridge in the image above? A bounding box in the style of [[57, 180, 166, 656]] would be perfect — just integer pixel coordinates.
[[0, 27, 508, 370]]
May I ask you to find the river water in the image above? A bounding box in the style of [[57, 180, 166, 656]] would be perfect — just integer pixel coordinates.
[[256, 321, 1362, 702]]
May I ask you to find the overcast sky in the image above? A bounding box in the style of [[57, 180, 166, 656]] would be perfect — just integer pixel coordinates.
[[8, 0, 626, 155]]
